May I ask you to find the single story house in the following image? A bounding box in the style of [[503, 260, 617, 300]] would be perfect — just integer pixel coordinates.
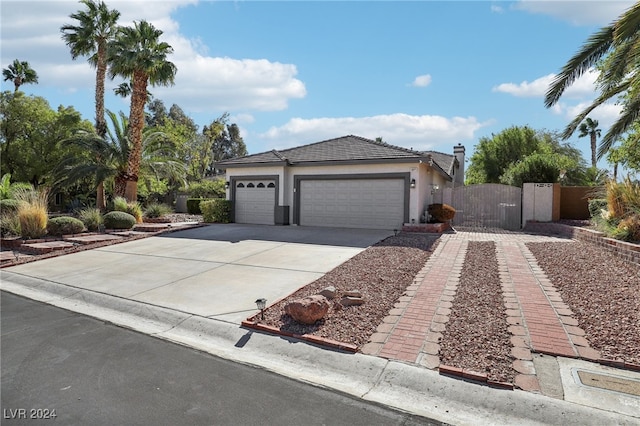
[[215, 135, 465, 230]]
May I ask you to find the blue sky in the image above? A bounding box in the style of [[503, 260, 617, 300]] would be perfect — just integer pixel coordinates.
[[1, 1, 636, 169]]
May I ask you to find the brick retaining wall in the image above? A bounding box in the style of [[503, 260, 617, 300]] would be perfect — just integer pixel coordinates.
[[524, 221, 640, 265]]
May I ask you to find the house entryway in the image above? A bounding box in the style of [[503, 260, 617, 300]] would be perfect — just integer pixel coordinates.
[[436, 184, 522, 230]]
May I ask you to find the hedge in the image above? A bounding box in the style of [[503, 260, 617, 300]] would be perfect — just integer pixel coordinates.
[[187, 198, 216, 215], [201, 199, 232, 223]]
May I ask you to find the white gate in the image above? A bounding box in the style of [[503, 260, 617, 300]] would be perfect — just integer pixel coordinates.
[[437, 184, 522, 230]]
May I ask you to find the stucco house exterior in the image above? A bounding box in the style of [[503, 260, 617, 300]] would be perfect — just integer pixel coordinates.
[[215, 135, 465, 230]]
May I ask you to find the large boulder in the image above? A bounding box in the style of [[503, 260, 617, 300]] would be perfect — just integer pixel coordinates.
[[285, 295, 330, 325]]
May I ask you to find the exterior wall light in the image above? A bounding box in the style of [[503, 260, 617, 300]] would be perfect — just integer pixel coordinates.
[[225, 181, 230, 189], [255, 298, 267, 320], [410, 178, 416, 188]]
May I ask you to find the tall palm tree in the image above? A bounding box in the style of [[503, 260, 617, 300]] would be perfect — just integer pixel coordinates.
[[61, 0, 120, 139], [578, 118, 601, 167], [544, 2, 640, 160], [55, 110, 186, 201], [2, 59, 38, 92], [108, 20, 177, 202]]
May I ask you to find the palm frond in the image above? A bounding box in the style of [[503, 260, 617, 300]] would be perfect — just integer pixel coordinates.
[[545, 26, 614, 108]]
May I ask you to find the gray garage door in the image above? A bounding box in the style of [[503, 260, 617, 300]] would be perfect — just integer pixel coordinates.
[[235, 180, 276, 225], [299, 179, 405, 229]]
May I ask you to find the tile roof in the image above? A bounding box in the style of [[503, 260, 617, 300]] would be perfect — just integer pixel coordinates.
[[216, 134, 457, 179]]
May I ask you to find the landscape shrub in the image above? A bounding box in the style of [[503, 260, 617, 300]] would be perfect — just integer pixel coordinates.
[[201, 199, 231, 223], [187, 198, 215, 214], [103, 211, 136, 229], [144, 202, 173, 219], [47, 216, 85, 236], [13, 187, 48, 239], [78, 208, 103, 231], [0, 198, 23, 215], [588, 198, 607, 218], [0, 215, 21, 237], [111, 196, 143, 223], [188, 179, 225, 199], [427, 203, 456, 222]]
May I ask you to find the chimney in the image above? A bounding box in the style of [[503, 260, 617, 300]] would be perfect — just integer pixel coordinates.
[[453, 143, 465, 185]]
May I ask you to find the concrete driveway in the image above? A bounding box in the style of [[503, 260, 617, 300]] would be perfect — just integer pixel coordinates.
[[1, 224, 393, 323]]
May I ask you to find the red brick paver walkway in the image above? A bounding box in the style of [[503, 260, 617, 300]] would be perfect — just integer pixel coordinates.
[[375, 239, 466, 363], [362, 230, 600, 390]]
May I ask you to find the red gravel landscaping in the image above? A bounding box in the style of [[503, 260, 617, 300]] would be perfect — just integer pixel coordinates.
[[439, 241, 515, 383]]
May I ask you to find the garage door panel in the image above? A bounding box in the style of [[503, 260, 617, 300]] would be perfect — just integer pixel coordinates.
[[235, 180, 275, 225], [299, 179, 404, 230]]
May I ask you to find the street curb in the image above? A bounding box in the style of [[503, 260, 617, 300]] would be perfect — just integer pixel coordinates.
[[1, 276, 637, 426]]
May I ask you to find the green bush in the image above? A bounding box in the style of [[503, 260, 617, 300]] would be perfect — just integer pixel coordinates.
[[78, 208, 103, 231], [111, 196, 143, 223], [144, 202, 173, 219], [187, 198, 215, 214], [427, 203, 456, 222], [103, 211, 136, 229], [0, 198, 23, 215], [13, 188, 49, 239], [588, 198, 608, 218], [201, 199, 232, 223], [0, 214, 21, 237], [188, 179, 225, 199], [47, 216, 85, 236]]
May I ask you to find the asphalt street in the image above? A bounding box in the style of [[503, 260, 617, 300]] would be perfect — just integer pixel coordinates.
[[1, 292, 441, 426]]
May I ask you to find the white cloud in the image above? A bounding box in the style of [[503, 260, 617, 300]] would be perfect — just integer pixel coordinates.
[[1, 1, 306, 113], [513, 0, 635, 26], [492, 69, 599, 98], [491, 4, 504, 14], [411, 74, 432, 87], [259, 113, 490, 152]]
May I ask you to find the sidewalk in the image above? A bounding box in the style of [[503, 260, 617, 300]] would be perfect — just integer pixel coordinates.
[[1, 228, 638, 425]]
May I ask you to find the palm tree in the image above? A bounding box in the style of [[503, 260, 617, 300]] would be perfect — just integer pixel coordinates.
[[55, 110, 186, 203], [61, 0, 120, 139], [544, 2, 640, 160], [108, 20, 177, 202], [578, 118, 601, 167], [2, 59, 38, 92]]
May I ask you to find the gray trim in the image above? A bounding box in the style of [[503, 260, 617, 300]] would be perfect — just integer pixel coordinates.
[[293, 173, 410, 226], [229, 175, 279, 224], [217, 161, 288, 169], [291, 158, 423, 167], [218, 158, 422, 169]]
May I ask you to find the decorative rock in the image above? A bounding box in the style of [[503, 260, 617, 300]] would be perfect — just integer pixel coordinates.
[[340, 296, 364, 306], [343, 290, 362, 298], [318, 286, 337, 299], [284, 295, 330, 324]]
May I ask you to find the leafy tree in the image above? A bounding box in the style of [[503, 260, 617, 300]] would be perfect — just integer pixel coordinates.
[[0, 91, 92, 186], [467, 126, 589, 186], [2, 59, 38, 92], [607, 123, 640, 179], [544, 2, 640, 159], [466, 126, 541, 184], [108, 20, 177, 202], [578, 118, 601, 167], [207, 113, 247, 174], [61, 0, 120, 138]]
